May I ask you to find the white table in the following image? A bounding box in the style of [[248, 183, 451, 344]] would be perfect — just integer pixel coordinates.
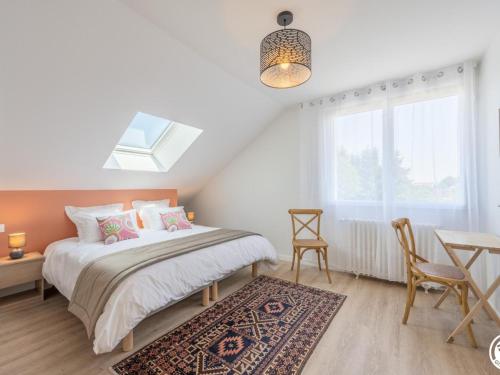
[[435, 229, 500, 343]]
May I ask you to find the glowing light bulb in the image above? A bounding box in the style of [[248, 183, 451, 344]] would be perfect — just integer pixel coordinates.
[[279, 62, 290, 70]]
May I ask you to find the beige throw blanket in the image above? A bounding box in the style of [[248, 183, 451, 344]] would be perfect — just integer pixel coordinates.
[[68, 229, 258, 337]]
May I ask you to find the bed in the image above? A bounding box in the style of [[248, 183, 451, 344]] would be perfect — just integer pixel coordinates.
[[43, 224, 278, 354]]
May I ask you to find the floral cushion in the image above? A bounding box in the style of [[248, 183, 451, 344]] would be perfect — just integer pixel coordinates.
[[97, 212, 140, 245], [160, 211, 192, 232]]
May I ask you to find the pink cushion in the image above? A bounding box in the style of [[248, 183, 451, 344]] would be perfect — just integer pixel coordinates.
[[97, 212, 140, 245], [160, 211, 192, 232]]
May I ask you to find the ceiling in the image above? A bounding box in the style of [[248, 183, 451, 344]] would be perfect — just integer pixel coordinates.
[[122, 0, 500, 105], [0, 0, 281, 199], [1, 0, 499, 201]]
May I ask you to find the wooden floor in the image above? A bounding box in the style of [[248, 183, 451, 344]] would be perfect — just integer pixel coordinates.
[[1, 261, 498, 375]]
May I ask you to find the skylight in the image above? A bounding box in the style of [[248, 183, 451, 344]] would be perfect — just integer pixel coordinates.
[[104, 112, 203, 173], [117, 112, 171, 150]]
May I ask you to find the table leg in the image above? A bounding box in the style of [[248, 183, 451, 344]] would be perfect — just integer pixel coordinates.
[[444, 245, 500, 325], [434, 287, 452, 308], [447, 276, 500, 341], [35, 278, 44, 301]]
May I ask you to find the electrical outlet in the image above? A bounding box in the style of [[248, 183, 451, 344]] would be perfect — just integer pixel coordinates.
[[0, 224, 4, 233]]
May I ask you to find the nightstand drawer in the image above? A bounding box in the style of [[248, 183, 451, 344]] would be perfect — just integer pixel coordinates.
[[0, 260, 43, 289]]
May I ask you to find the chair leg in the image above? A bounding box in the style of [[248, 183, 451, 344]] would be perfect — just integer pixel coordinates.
[[295, 249, 301, 284], [410, 277, 417, 307], [323, 248, 332, 284], [291, 247, 296, 271], [461, 284, 478, 348], [402, 277, 414, 324], [317, 250, 322, 271]]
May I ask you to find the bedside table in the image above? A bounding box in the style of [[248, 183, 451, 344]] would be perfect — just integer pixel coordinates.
[[0, 252, 45, 301]]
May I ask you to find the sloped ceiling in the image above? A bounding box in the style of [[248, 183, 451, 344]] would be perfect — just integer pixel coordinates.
[[0, 0, 281, 200], [122, 0, 500, 104], [1, 1, 499, 201]]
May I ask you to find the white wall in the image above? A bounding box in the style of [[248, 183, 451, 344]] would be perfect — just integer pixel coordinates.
[[189, 107, 301, 256], [477, 33, 500, 309], [478, 33, 500, 234], [192, 42, 500, 273], [0, 0, 280, 201]]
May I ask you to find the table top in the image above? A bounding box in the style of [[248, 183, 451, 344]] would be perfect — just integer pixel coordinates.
[[0, 251, 44, 266], [435, 229, 500, 253]]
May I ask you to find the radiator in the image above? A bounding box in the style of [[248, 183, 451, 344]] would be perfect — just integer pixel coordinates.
[[337, 219, 441, 285]]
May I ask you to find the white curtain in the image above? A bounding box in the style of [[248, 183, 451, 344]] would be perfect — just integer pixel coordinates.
[[299, 62, 486, 288]]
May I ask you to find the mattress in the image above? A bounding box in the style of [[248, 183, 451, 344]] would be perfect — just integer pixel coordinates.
[[42, 225, 278, 354]]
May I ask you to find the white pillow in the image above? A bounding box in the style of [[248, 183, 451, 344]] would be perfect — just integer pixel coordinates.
[[142, 206, 185, 231], [132, 199, 170, 229], [65, 203, 124, 243]]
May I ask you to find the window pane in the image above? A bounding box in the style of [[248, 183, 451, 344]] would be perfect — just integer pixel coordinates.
[[118, 112, 171, 149], [393, 96, 460, 204], [334, 110, 383, 201]]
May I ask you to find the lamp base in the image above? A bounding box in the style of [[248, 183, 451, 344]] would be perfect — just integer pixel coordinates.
[[9, 248, 24, 260]]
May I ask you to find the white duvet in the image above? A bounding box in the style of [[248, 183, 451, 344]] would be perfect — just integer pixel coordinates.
[[42, 225, 278, 354]]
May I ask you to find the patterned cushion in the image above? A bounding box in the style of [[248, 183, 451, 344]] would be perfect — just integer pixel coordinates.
[[416, 262, 465, 280], [97, 211, 140, 245], [160, 211, 192, 232]]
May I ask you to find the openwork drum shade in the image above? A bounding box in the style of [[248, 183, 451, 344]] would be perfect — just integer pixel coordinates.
[[260, 29, 311, 88]]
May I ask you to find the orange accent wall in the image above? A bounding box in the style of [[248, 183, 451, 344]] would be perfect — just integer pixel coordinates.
[[0, 189, 178, 257]]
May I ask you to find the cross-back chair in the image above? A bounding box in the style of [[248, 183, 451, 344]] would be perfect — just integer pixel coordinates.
[[288, 209, 332, 284], [391, 218, 477, 347]]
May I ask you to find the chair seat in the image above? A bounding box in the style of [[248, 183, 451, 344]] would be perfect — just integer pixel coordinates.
[[415, 262, 465, 281], [293, 239, 328, 248]]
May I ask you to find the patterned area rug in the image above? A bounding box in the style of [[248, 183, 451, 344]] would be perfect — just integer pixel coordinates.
[[111, 275, 346, 375]]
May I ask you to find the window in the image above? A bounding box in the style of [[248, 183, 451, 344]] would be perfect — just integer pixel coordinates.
[[103, 112, 203, 172], [334, 110, 383, 201], [116, 112, 171, 152], [393, 96, 460, 204], [331, 95, 462, 206]]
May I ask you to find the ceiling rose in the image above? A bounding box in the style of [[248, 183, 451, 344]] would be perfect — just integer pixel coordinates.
[[260, 11, 311, 89]]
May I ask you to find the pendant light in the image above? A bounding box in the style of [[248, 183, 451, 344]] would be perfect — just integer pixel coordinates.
[[260, 11, 311, 89]]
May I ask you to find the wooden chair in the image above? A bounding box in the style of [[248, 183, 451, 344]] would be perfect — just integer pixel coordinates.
[[289, 209, 332, 284], [391, 218, 477, 347]]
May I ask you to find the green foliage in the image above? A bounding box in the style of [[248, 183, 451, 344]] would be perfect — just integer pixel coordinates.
[[336, 148, 458, 203], [337, 148, 382, 200]]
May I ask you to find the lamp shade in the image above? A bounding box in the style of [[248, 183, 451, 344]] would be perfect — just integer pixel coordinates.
[[8, 232, 26, 248], [260, 28, 311, 88]]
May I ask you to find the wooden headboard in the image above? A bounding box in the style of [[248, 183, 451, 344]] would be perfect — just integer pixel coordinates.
[[0, 189, 178, 257]]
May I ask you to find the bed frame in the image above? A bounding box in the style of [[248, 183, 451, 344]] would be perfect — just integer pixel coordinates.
[[0, 189, 259, 353], [121, 262, 258, 351]]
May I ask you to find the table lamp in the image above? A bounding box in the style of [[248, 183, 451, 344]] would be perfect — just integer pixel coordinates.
[[187, 211, 195, 223], [8, 232, 26, 259]]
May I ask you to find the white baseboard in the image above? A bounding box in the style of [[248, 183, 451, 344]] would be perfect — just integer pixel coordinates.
[[277, 253, 349, 273]]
